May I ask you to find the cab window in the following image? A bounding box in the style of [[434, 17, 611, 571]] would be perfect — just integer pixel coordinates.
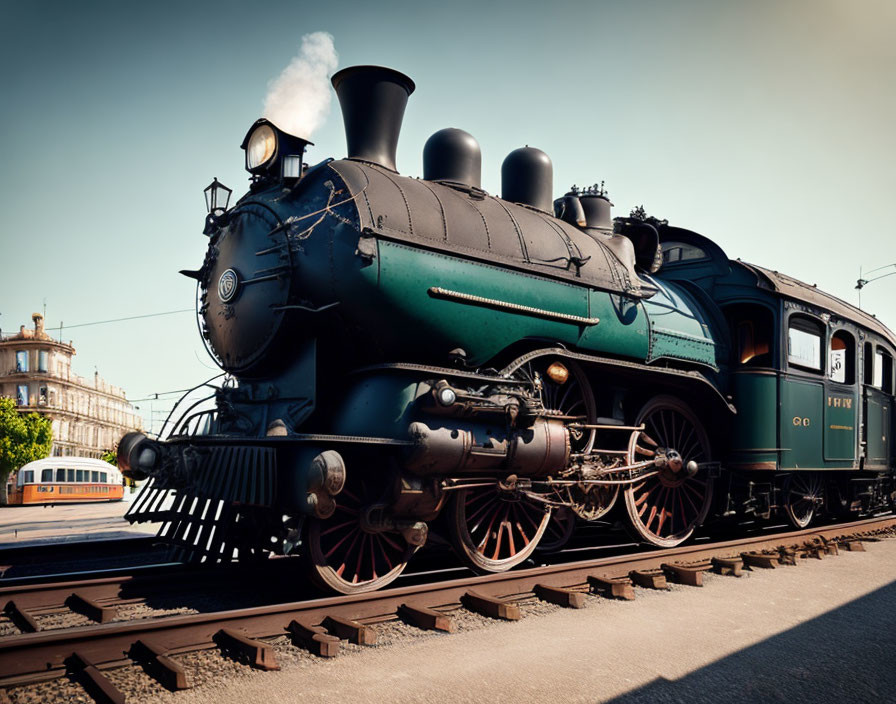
[[829, 331, 855, 384], [725, 303, 773, 367], [788, 315, 824, 372], [662, 241, 708, 264]]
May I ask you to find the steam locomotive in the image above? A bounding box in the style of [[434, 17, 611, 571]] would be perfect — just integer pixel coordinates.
[[120, 65, 896, 593]]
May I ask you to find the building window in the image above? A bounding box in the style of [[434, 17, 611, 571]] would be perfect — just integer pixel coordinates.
[[39, 386, 48, 406], [15, 351, 28, 372], [787, 315, 824, 372], [16, 385, 28, 406], [38, 350, 48, 373]]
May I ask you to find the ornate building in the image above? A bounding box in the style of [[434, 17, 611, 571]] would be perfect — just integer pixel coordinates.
[[0, 312, 142, 458]]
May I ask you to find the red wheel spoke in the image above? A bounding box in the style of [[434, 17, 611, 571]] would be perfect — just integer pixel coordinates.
[[379, 531, 403, 552], [378, 536, 395, 571], [476, 507, 500, 553], [324, 526, 358, 559], [320, 519, 356, 537], [640, 432, 659, 448]]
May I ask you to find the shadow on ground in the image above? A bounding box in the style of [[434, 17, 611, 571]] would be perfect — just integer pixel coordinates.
[[606, 579, 896, 704]]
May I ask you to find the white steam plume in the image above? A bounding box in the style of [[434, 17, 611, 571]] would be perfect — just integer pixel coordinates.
[[263, 32, 339, 139]]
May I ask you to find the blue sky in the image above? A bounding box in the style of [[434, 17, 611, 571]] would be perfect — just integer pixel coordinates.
[[1, 0, 894, 433]]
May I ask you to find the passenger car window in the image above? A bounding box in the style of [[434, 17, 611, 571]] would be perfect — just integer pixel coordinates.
[[878, 350, 893, 393], [788, 316, 823, 372], [829, 331, 854, 384]]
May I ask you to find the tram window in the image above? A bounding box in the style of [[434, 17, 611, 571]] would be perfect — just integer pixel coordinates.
[[56, 468, 65, 481], [788, 316, 824, 372], [829, 331, 855, 384], [864, 342, 874, 384], [91, 471, 99, 482], [76, 470, 85, 482], [23, 470, 34, 484], [100, 472, 108, 483], [878, 350, 893, 393], [67, 469, 75, 482], [41, 469, 53, 482]]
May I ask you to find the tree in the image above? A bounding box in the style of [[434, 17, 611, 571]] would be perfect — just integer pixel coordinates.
[[0, 397, 53, 505]]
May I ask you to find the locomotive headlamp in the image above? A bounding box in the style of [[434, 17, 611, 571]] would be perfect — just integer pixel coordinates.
[[246, 123, 277, 171], [241, 118, 313, 179], [203, 177, 232, 213]]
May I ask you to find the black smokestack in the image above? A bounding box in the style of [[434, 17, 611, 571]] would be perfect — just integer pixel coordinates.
[[331, 65, 415, 172]]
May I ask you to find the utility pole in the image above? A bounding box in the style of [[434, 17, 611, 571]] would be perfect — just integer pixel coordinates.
[[856, 263, 896, 309]]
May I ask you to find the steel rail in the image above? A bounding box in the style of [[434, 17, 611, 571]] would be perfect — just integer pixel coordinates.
[[1, 515, 893, 689]]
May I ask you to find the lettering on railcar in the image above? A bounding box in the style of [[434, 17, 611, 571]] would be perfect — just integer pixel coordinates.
[[792, 416, 811, 427], [827, 396, 853, 409]]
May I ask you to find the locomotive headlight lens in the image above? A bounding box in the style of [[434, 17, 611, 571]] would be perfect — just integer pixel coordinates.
[[246, 124, 277, 170]]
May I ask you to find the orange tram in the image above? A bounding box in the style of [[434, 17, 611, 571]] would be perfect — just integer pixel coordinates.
[[9, 457, 124, 505]]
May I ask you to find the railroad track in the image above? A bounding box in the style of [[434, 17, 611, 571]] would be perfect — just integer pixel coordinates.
[[0, 536, 168, 581], [1, 515, 894, 704]]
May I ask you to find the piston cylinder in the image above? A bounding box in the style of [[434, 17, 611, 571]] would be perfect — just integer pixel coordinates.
[[405, 420, 569, 477]]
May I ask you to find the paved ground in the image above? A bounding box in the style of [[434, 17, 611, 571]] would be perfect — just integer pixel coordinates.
[[0, 493, 159, 547], [166, 537, 896, 704]]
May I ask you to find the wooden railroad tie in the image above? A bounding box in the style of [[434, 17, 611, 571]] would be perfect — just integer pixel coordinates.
[[130, 639, 192, 690], [711, 556, 743, 577], [214, 628, 280, 670], [287, 620, 340, 657], [398, 603, 455, 632], [840, 539, 865, 552], [461, 590, 521, 620], [322, 615, 378, 645], [533, 583, 586, 609], [628, 569, 668, 590], [67, 651, 125, 704], [802, 541, 826, 560], [66, 592, 117, 624], [741, 552, 778, 569], [777, 547, 799, 566], [661, 563, 707, 587], [4, 600, 40, 633], [587, 575, 635, 600]]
